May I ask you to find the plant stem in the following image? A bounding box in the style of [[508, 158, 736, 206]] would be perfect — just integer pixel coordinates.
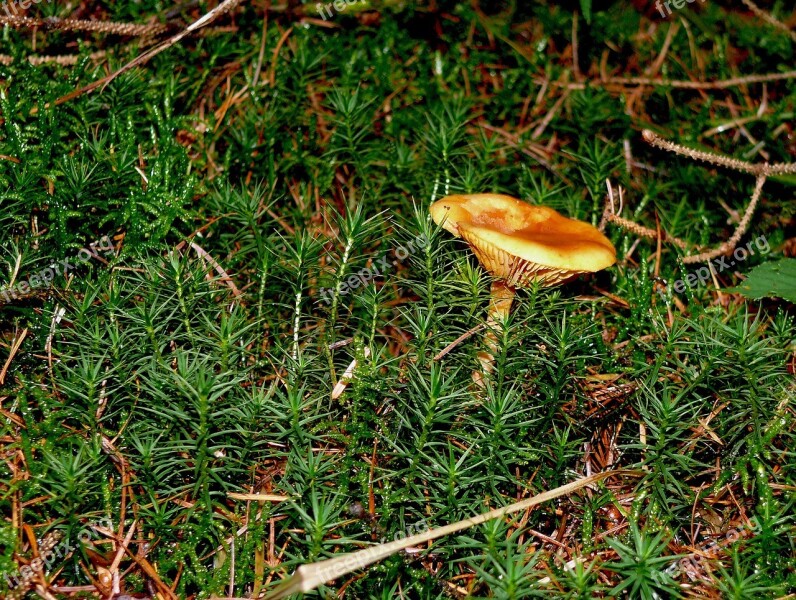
[[473, 280, 516, 387]]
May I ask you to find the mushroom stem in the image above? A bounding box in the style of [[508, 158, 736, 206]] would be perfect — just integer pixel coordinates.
[[474, 280, 516, 387]]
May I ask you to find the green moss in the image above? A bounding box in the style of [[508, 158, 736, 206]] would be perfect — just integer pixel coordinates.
[[0, 0, 794, 597]]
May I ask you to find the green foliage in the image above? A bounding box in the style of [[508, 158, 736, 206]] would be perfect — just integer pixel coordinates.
[[730, 258, 796, 302], [604, 524, 681, 599], [0, 0, 794, 598], [580, 0, 592, 23]]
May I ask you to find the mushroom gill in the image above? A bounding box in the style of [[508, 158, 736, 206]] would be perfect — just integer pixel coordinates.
[[430, 193, 616, 386]]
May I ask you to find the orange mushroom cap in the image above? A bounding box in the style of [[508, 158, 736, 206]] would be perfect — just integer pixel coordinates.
[[430, 193, 616, 287]]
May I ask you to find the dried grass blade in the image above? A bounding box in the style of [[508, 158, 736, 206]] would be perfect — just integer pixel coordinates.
[[264, 470, 631, 599]]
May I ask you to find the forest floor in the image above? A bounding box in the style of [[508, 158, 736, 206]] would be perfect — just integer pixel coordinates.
[[1, 1, 795, 598]]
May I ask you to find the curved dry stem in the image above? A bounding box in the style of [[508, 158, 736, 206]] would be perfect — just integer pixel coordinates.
[[642, 129, 762, 175], [263, 470, 634, 599], [682, 174, 767, 263], [741, 0, 796, 43], [611, 129, 791, 264], [473, 280, 516, 387]]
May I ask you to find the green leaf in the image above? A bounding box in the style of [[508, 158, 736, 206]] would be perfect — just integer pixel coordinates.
[[580, 0, 592, 23], [728, 258, 796, 303]]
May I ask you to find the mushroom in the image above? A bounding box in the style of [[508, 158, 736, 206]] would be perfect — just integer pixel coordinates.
[[430, 193, 616, 385]]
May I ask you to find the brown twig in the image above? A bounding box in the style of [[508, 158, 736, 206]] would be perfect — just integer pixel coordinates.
[[642, 129, 796, 176], [44, 0, 244, 107], [605, 213, 689, 250], [741, 0, 796, 43], [642, 130, 760, 175], [606, 131, 795, 264], [601, 181, 688, 250], [546, 70, 796, 90], [0, 15, 169, 36], [683, 174, 767, 264], [100, 0, 244, 91], [0, 328, 28, 385], [0, 50, 108, 66], [432, 323, 487, 362]]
